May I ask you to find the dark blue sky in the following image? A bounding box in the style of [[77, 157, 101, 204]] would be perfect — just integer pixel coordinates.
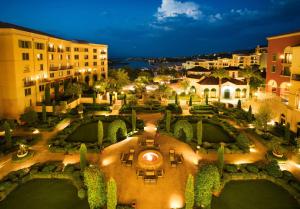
[[1, 0, 300, 57]]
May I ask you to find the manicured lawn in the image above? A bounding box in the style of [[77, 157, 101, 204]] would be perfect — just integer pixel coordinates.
[[66, 122, 109, 142], [0, 179, 89, 209], [212, 180, 299, 209], [190, 122, 234, 143]]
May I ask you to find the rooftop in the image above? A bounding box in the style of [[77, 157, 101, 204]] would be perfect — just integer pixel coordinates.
[[198, 77, 246, 85], [0, 21, 106, 46], [267, 29, 300, 40]]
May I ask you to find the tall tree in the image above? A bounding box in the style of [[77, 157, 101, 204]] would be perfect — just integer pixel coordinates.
[[240, 67, 263, 98], [189, 95, 192, 107], [54, 82, 59, 100], [132, 109, 136, 132], [210, 68, 229, 102], [185, 174, 194, 209], [45, 84, 51, 104], [166, 110, 171, 133], [197, 120, 203, 145], [42, 103, 47, 123], [284, 123, 291, 142], [237, 99, 242, 109], [247, 105, 253, 122], [175, 94, 179, 105], [3, 121, 12, 148], [255, 104, 273, 132], [98, 121, 103, 146], [180, 78, 190, 92], [217, 143, 225, 176], [80, 143, 87, 170], [107, 178, 117, 209], [108, 69, 130, 92]]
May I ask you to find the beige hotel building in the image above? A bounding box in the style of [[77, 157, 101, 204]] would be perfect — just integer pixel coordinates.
[[0, 22, 108, 119]]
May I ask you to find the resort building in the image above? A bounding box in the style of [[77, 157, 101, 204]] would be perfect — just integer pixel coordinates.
[[0, 22, 108, 119]]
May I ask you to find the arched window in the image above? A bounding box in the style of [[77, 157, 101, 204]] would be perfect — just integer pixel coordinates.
[[235, 88, 241, 98], [204, 88, 209, 97], [210, 88, 216, 98], [242, 88, 247, 98]]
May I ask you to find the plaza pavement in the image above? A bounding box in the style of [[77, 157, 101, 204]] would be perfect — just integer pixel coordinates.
[[0, 113, 298, 209]]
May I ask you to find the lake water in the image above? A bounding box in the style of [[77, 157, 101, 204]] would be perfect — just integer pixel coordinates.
[[111, 60, 154, 69]]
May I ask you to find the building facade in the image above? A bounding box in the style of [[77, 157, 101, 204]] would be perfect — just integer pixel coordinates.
[[0, 22, 108, 119]]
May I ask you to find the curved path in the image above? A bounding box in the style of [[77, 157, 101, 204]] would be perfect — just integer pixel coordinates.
[[0, 114, 299, 209]]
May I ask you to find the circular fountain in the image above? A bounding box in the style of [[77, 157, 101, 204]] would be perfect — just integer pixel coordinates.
[[138, 150, 163, 169]]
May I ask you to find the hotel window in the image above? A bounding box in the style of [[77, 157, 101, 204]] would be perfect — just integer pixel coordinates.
[[93, 49, 97, 53], [39, 85, 45, 92], [84, 48, 88, 52], [59, 71, 63, 77], [84, 55, 89, 59], [101, 61, 104, 65], [22, 53, 30, 60], [40, 64, 43, 71], [67, 70, 70, 75], [66, 47, 71, 52], [66, 55, 71, 60], [93, 62, 97, 66], [19, 40, 31, 48], [74, 55, 79, 60], [59, 54, 63, 60], [24, 88, 31, 96], [50, 83, 55, 88], [35, 42, 44, 50], [37, 54, 43, 60], [50, 73, 54, 78], [272, 54, 277, 61], [271, 65, 276, 73], [85, 62, 89, 66], [49, 54, 54, 60], [74, 48, 79, 52], [93, 55, 97, 59]]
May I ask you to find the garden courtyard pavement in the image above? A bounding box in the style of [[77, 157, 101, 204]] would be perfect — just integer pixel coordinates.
[[0, 113, 299, 209]]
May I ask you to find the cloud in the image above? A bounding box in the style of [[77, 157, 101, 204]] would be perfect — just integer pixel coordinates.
[[155, 0, 201, 21], [208, 13, 222, 23], [149, 23, 173, 31]]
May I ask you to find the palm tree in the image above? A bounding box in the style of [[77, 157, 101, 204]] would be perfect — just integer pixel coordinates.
[[210, 68, 229, 102], [240, 67, 262, 99]]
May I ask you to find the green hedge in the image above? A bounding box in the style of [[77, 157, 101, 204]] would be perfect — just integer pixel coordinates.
[[174, 120, 193, 142], [108, 120, 127, 143]]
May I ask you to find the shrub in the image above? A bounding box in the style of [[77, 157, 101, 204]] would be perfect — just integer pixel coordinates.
[[195, 164, 220, 208], [185, 174, 194, 209], [246, 164, 259, 173], [84, 167, 106, 209], [80, 144, 87, 170], [236, 134, 250, 151], [217, 144, 224, 176], [20, 107, 38, 126], [197, 120, 202, 145], [265, 160, 283, 178], [166, 110, 171, 133], [174, 120, 193, 142], [3, 122, 12, 148], [98, 120, 103, 146], [78, 188, 86, 199], [132, 109, 136, 132], [107, 178, 117, 209], [108, 120, 127, 143], [237, 99, 241, 109], [284, 123, 291, 142], [45, 84, 51, 104], [224, 164, 238, 173]]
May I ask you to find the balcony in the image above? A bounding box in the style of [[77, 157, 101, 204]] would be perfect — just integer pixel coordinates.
[[24, 80, 36, 87], [48, 47, 56, 52], [281, 70, 291, 77], [57, 48, 64, 53], [50, 66, 59, 71], [100, 51, 106, 55], [60, 66, 73, 70], [292, 74, 300, 81]]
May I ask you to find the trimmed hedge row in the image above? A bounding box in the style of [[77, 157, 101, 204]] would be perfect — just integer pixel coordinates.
[[49, 115, 144, 153], [0, 162, 85, 201]]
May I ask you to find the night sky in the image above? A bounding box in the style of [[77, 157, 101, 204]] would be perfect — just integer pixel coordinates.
[[1, 0, 300, 57]]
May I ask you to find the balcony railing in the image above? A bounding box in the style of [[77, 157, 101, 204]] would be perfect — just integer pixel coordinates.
[[24, 80, 36, 87], [50, 67, 59, 71], [48, 47, 56, 52], [60, 66, 73, 70], [57, 48, 64, 53], [281, 70, 291, 77], [292, 74, 300, 81]]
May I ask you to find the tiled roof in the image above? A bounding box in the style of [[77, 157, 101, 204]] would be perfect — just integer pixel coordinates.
[[198, 77, 246, 85], [187, 66, 210, 72]]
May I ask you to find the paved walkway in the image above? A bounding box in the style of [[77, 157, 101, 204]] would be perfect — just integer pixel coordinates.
[[0, 113, 299, 209]]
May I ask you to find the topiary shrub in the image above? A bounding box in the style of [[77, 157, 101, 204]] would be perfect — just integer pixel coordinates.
[[236, 134, 250, 152], [195, 164, 220, 208], [98, 120, 103, 146], [246, 164, 259, 173], [265, 160, 283, 178], [78, 188, 86, 199], [166, 110, 171, 133], [174, 120, 193, 142], [108, 120, 127, 143], [84, 167, 106, 209], [197, 120, 202, 145], [80, 143, 87, 170], [185, 174, 194, 209], [107, 178, 117, 209], [224, 164, 238, 173]]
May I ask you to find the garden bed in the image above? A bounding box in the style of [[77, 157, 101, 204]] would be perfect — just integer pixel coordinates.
[[212, 180, 299, 209], [49, 115, 144, 153]]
